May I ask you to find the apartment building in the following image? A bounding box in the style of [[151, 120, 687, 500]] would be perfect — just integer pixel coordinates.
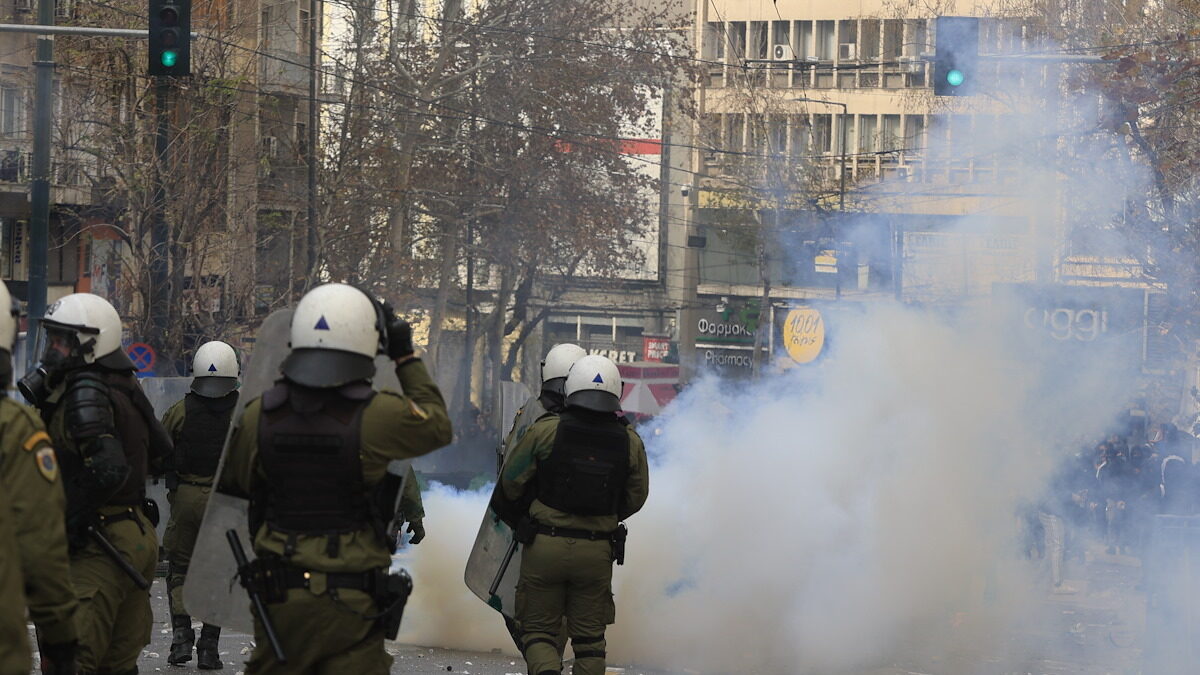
[[675, 0, 1055, 376], [0, 0, 319, 354]]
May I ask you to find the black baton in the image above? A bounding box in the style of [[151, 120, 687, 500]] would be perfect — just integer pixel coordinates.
[[226, 529, 287, 663], [86, 525, 151, 590], [488, 538, 518, 597]]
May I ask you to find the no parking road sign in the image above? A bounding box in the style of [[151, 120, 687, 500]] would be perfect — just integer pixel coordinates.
[[127, 342, 157, 375]]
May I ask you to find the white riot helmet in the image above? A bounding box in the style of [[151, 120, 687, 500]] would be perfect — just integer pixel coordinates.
[[280, 283, 386, 388], [191, 340, 240, 398], [539, 343, 586, 410], [564, 354, 623, 413], [39, 293, 127, 367], [0, 279, 17, 355]]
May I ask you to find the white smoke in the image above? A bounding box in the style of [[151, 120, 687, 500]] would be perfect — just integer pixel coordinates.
[[395, 302, 1131, 673]]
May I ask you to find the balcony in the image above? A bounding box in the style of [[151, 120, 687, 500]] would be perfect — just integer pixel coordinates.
[[259, 49, 312, 96]]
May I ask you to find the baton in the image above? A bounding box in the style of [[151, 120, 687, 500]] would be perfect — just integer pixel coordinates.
[[226, 529, 288, 663], [86, 525, 151, 590], [489, 538, 519, 597]]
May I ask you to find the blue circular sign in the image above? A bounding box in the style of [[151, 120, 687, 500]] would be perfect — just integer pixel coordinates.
[[127, 343, 156, 372]]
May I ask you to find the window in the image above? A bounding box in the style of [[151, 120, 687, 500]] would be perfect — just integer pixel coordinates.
[[860, 19, 880, 60], [798, 21, 814, 59], [812, 114, 832, 153], [728, 22, 746, 61], [300, 9, 311, 50], [882, 115, 903, 152], [1, 86, 25, 138], [261, 9, 271, 47], [816, 21, 834, 60], [750, 22, 768, 60], [883, 20, 903, 59], [705, 22, 725, 61], [790, 115, 811, 155], [767, 117, 786, 155], [295, 122, 307, 158], [835, 114, 855, 154], [859, 115, 878, 153]]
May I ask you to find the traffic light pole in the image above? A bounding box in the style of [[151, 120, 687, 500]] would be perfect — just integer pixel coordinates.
[[149, 78, 171, 354], [26, 1, 54, 368]]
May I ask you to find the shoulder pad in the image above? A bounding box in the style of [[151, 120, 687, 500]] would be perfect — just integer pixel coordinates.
[[65, 374, 116, 441], [377, 389, 404, 399], [261, 382, 289, 412], [534, 410, 558, 423]]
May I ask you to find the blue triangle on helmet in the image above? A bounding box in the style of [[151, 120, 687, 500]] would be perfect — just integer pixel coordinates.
[[314, 316, 331, 330], [208, 363, 218, 372], [592, 373, 604, 384]]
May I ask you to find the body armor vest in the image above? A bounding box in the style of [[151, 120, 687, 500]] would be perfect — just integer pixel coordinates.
[[536, 409, 630, 517], [255, 381, 376, 534], [177, 392, 238, 477]]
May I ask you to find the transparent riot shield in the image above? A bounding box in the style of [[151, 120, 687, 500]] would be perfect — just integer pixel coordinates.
[[182, 309, 292, 632]]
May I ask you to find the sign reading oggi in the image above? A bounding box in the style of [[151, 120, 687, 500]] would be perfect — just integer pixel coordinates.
[[782, 308, 824, 364]]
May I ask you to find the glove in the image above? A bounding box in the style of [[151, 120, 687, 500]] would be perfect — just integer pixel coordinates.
[[387, 318, 415, 360], [406, 519, 425, 545], [40, 641, 78, 675]]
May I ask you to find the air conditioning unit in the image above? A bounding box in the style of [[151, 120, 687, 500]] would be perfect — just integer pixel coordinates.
[[13, 0, 32, 12], [838, 43, 857, 60], [772, 44, 795, 61]]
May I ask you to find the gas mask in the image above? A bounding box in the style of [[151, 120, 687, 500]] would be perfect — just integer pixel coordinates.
[[18, 327, 93, 407]]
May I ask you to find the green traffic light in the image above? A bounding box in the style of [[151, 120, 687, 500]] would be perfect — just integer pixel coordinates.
[[946, 69, 965, 86], [161, 50, 178, 67]]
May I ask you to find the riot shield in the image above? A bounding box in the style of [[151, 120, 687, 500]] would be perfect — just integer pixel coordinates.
[[464, 504, 522, 616], [182, 309, 292, 632], [463, 400, 546, 617]]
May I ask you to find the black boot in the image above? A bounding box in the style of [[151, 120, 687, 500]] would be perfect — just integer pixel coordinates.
[[196, 623, 223, 670], [168, 614, 195, 665]]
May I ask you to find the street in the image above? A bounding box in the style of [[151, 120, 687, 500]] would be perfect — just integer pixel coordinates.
[[26, 541, 1147, 675]]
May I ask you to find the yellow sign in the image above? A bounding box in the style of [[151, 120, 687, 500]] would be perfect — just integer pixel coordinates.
[[782, 308, 824, 364]]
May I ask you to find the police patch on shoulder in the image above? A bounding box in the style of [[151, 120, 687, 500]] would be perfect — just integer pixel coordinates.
[[35, 447, 59, 482], [409, 400, 429, 420], [23, 430, 51, 452]]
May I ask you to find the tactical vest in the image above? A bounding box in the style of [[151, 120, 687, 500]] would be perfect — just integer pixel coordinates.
[[536, 409, 630, 517], [255, 382, 376, 534], [177, 392, 238, 477]]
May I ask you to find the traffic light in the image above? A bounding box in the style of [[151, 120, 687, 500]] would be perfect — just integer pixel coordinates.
[[148, 0, 190, 77], [933, 16, 979, 96]]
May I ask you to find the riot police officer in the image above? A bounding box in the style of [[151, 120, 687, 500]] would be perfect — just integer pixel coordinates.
[[496, 355, 649, 675], [494, 342, 585, 652], [162, 340, 240, 668], [19, 292, 173, 675], [218, 283, 452, 674], [0, 280, 78, 674]]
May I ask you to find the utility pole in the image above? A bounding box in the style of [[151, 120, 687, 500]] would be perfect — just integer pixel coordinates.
[[26, 0, 54, 369], [305, 0, 319, 291]]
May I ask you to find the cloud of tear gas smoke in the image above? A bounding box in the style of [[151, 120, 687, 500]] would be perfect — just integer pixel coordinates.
[[392, 31, 1180, 675], [398, 302, 1134, 672]]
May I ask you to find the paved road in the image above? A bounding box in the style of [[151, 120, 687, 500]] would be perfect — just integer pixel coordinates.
[[27, 543, 1147, 675]]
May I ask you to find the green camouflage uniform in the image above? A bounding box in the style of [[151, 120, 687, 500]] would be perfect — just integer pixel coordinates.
[[0, 397, 77, 674], [219, 359, 451, 675], [500, 414, 649, 675]]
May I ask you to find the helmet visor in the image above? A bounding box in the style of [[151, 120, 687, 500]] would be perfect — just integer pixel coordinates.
[[281, 348, 376, 388], [192, 376, 239, 398], [565, 390, 622, 413], [34, 324, 88, 370]]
